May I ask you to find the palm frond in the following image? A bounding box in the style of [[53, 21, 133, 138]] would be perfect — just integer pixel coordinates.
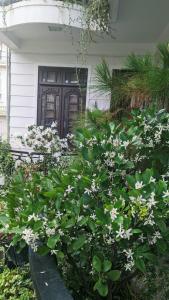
[[126, 53, 153, 73], [95, 59, 113, 94], [157, 43, 169, 68]]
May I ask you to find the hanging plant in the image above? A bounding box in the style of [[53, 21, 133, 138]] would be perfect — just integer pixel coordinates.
[[85, 0, 110, 32]]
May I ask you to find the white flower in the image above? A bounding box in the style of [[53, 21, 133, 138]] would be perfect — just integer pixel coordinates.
[[147, 192, 157, 209], [58, 229, 64, 236], [51, 250, 58, 255], [149, 231, 162, 245], [28, 213, 40, 222], [77, 215, 83, 222], [110, 208, 118, 221], [105, 151, 116, 158], [163, 190, 169, 198], [124, 260, 134, 271], [56, 211, 63, 219], [144, 212, 155, 226], [66, 185, 74, 194], [118, 153, 124, 160], [84, 188, 91, 195], [116, 224, 125, 239], [123, 249, 134, 260], [105, 236, 115, 245], [83, 204, 89, 209], [53, 152, 61, 158], [108, 190, 112, 197], [113, 138, 120, 147], [124, 228, 133, 240], [46, 228, 55, 237], [135, 181, 144, 189], [66, 133, 74, 139], [123, 140, 130, 149], [138, 233, 145, 243], [22, 228, 39, 252], [91, 179, 99, 193], [90, 213, 96, 220], [149, 176, 156, 183], [51, 121, 57, 128], [106, 224, 112, 232]]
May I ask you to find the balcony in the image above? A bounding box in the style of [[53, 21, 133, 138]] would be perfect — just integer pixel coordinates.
[[0, 0, 88, 50]]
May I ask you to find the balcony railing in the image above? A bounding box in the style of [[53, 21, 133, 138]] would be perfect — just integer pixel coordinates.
[[0, 0, 88, 6]]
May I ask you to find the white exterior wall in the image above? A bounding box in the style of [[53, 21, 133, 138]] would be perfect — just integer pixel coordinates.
[[0, 43, 7, 139], [9, 51, 125, 138]]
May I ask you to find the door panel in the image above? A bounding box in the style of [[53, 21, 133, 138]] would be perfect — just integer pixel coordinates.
[[38, 86, 61, 131], [62, 87, 86, 137]]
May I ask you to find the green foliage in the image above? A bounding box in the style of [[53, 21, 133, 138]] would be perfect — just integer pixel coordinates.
[[95, 42, 169, 112], [1, 109, 169, 299], [0, 266, 36, 300], [0, 140, 14, 185]]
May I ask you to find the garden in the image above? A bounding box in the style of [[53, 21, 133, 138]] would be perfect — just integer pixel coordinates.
[[0, 43, 169, 299]]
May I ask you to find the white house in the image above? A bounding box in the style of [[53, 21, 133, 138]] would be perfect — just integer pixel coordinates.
[[0, 0, 169, 140]]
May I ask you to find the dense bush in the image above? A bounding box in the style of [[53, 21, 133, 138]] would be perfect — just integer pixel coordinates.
[[0, 266, 36, 300], [0, 140, 14, 185], [1, 109, 169, 299]]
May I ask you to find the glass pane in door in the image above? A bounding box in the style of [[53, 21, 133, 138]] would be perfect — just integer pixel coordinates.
[[47, 72, 55, 83]]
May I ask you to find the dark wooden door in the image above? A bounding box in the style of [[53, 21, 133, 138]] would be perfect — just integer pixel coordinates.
[[62, 87, 85, 137], [37, 67, 88, 137]]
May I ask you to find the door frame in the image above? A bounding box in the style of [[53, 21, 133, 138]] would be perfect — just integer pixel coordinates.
[[35, 63, 91, 126], [37, 66, 88, 136]]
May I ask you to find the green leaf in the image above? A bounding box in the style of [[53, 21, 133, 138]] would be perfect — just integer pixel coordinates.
[[33, 221, 43, 231], [65, 218, 76, 229], [94, 280, 108, 297], [135, 244, 149, 255], [142, 169, 153, 184], [37, 245, 50, 256], [81, 147, 88, 160], [132, 228, 142, 234], [115, 215, 124, 225], [57, 251, 65, 260], [123, 217, 131, 229], [95, 208, 107, 224], [157, 220, 167, 233], [88, 220, 96, 232], [0, 214, 9, 225], [157, 239, 167, 253], [103, 260, 112, 272], [47, 235, 60, 249], [142, 252, 156, 262], [135, 258, 146, 273], [72, 235, 86, 251], [126, 175, 135, 188], [108, 270, 121, 281], [92, 255, 102, 272]]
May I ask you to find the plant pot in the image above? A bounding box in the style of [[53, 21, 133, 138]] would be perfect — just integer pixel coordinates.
[[29, 247, 73, 300]]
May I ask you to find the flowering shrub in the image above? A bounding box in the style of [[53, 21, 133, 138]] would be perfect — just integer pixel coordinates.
[[17, 122, 74, 172], [1, 109, 169, 299]]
